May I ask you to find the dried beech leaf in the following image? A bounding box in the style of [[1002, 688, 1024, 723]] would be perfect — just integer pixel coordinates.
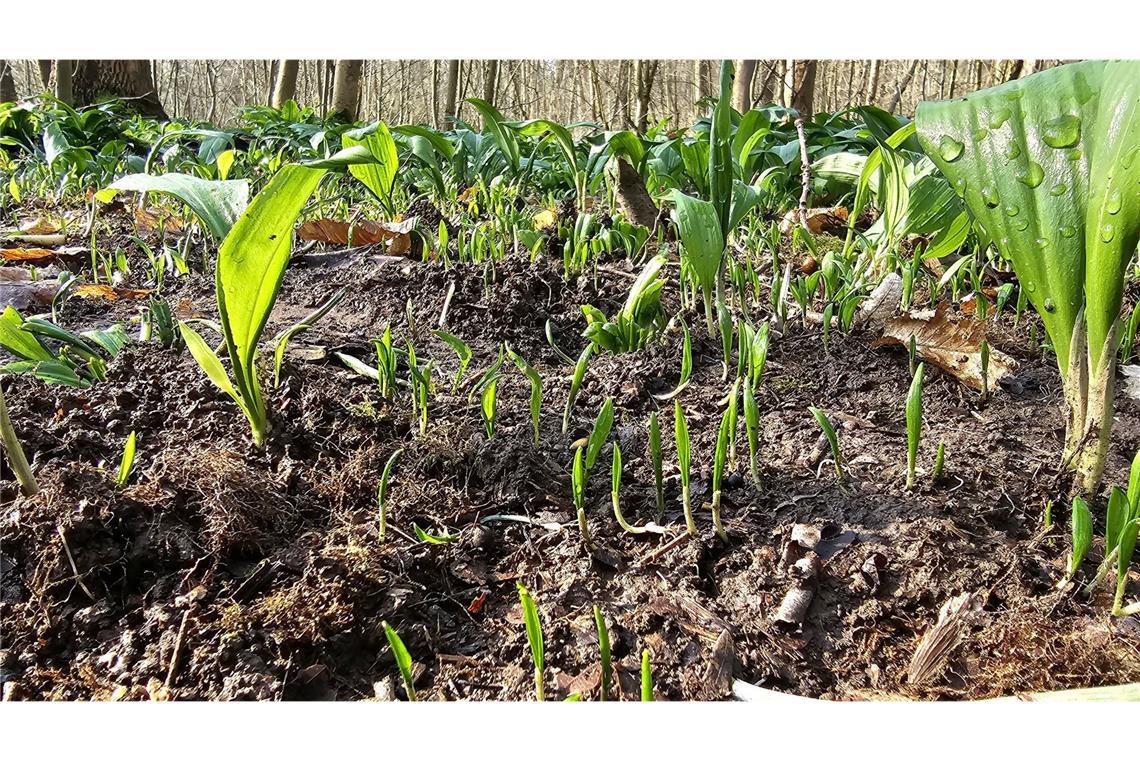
[[73, 284, 153, 301], [297, 218, 415, 255], [779, 206, 850, 235], [1, 248, 57, 262], [874, 303, 1018, 391]]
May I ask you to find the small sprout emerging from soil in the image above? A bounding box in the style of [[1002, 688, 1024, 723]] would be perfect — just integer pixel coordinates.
[[271, 287, 344, 389], [744, 378, 761, 485], [711, 380, 739, 542], [571, 447, 592, 548], [594, 605, 611, 702], [1114, 519, 1139, 616], [0, 383, 37, 497], [115, 431, 138, 488], [808, 406, 845, 482], [932, 441, 946, 482], [674, 400, 697, 536], [377, 448, 402, 543], [906, 363, 925, 490], [561, 344, 594, 434], [648, 411, 665, 521], [907, 334, 917, 377], [1059, 497, 1093, 589], [821, 302, 834, 353], [610, 441, 665, 535], [640, 649, 654, 701], [652, 317, 692, 401], [585, 397, 614, 472], [507, 345, 543, 446], [413, 523, 459, 544], [480, 377, 499, 439], [517, 582, 545, 701], [373, 327, 398, 398], [433, 329, 472, 392], [381, 621, 416, 701]]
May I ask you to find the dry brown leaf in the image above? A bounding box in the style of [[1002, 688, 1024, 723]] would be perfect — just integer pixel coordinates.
[[457, 186, 476, 202], [135, 208, 184, 233], [779, 206, 850, 235], [874, 303, 1018, 392], [19, 218, 62, 235], [1, 248, 57, 262], [297, 218, 415, 255], [73, 284, 153, 301]]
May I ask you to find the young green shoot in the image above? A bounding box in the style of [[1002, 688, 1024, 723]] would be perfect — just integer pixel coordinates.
[[571, 447, 592, 548], [906, 363, 925, 490], [381, 621, 416, 701], [0, 383, 37, 497], [979, 339, 990, 400], [1113, 518, 1139, 616], [433, 329, 473, 392], [640, 649, 654, 702], [480, 377, 499, 439], [744, 377, 761, 485], [711, 406, 732, 542], [809, 407, 845, 481], [377, 448, 401, 542], [506, 345, 543, 445], [652, 317, 693, 401], [585, 397, 614, 472], [561, 344, 594, 434], [675, 400, 697, 536], [1059, 496, 1093, 589], [594, 605, 611, 702], [611, 441, 665, 535], [115, 431, 138, 488], [933, 441, 946, 482], [517, 582, 545, 701]]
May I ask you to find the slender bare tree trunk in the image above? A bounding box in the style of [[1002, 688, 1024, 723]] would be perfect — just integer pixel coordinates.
[[482, 59, 499, 109], [589, 61, 604, 125], [38, 60, 52, 88], [781, 59, 794, 108], [865, 59, 881, 104], [0, 61, 16, 102], [634, 59, 658, 133], [441, 59, 460, 128], [693, 60, 710, 115], [53, 60, 73, 105], [330, 60, 363, 119], [887, 59, 920, 113], [790, 60, 818, 116], [271, 60, 299, 108], [733, 59, 757, 112]]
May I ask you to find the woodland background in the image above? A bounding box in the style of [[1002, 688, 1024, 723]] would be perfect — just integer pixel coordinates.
[[0, 59, 1063, 127]]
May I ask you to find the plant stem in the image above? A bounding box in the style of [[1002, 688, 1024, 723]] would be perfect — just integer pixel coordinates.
[[682, 486, 697, 536], [711, 491, 728, 541], [0, 384, 38, 497]]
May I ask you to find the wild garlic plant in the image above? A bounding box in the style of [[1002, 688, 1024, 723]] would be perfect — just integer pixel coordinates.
[[381, 621, 416, 702], [0, 383, 37, 497], [809, 406, 845, 481], [648, 411, 665, 520], [593, 606, 612, 702], [377, 448, 401, 542], [906, 363, 925, 490], [517, 582, 545, 701], [674, 400, 697, 535]]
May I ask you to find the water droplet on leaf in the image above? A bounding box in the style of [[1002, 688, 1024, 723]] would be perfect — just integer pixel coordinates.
[[989, 107, 1012, 129], [1060, 225, 1076, 238], [1016, 161, 1044, 188], [1044, 298, 1056, 313], [1005, 205, 1020, 217], [1042, 115, 1081, 148], [1107, 190, 1122, 215], [1014, 218, 1029, 231], [982, 185, 999, 207], [1101, 223, 1115, 242], [973, 127, 989, 141], [1050, 183, 1067, 196], [939, 135, 965, 162], [1005, 142, 1022, 160]]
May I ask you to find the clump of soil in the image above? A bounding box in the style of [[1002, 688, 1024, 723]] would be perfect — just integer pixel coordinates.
[[2, 234, 1139, 701]]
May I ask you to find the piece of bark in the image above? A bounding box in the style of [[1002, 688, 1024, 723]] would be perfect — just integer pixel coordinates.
[[607, 157, 658, 229]]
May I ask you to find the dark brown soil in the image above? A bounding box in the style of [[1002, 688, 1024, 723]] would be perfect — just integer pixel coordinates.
[[2, 228, 1139, 701]]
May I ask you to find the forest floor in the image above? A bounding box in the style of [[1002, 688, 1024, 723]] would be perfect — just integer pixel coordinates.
[[2, 205, 1139, 701]]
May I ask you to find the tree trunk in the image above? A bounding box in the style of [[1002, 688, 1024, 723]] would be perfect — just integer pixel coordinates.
[[634, 59, 658, 133], [73, 60, 166, 118], [733, 59, 757, 112], [781, 59, 794, 108], [482, 59, 499, 108], [38, 60, 52, 88], [441, 59, 460, 128], [54, 60, 74, 105], [271, 60, 299, 108], [790, 60, 818, 117], [1, 61, 18, 103], [330, 60, 363, 120], [693, 60, 710, 114], [865, 59, 881, 104], [1005, 59, 1025, 81], [887, 59, 920, 113]]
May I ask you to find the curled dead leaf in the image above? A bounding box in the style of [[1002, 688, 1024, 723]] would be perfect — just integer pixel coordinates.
[[298, 218, 415, 255], [1, 248, 57, 262], [779, 206, 850, 236], [874, 303, 1018, 392]]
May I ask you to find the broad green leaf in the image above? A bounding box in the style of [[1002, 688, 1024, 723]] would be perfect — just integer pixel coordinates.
[[466, 98, 520, 174], [0, 307, 53, 362], [916, 60, 1140, 374], [669, 190, 725, 298], [216, 164, 325, 414], [1106, 486, 1128, 555], [709, 61, 735, 237], [97, 173, 249, 240], [381, 621, 416, 701], [343, 122, 400, 213], [178, 322, 241, 405]]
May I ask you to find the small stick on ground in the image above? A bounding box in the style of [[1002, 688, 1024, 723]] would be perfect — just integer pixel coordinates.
[[637, 531, 690, 567], [56, 526, 94, 601], [165, 610, 192, 689], [438, 281, 456, 328]]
